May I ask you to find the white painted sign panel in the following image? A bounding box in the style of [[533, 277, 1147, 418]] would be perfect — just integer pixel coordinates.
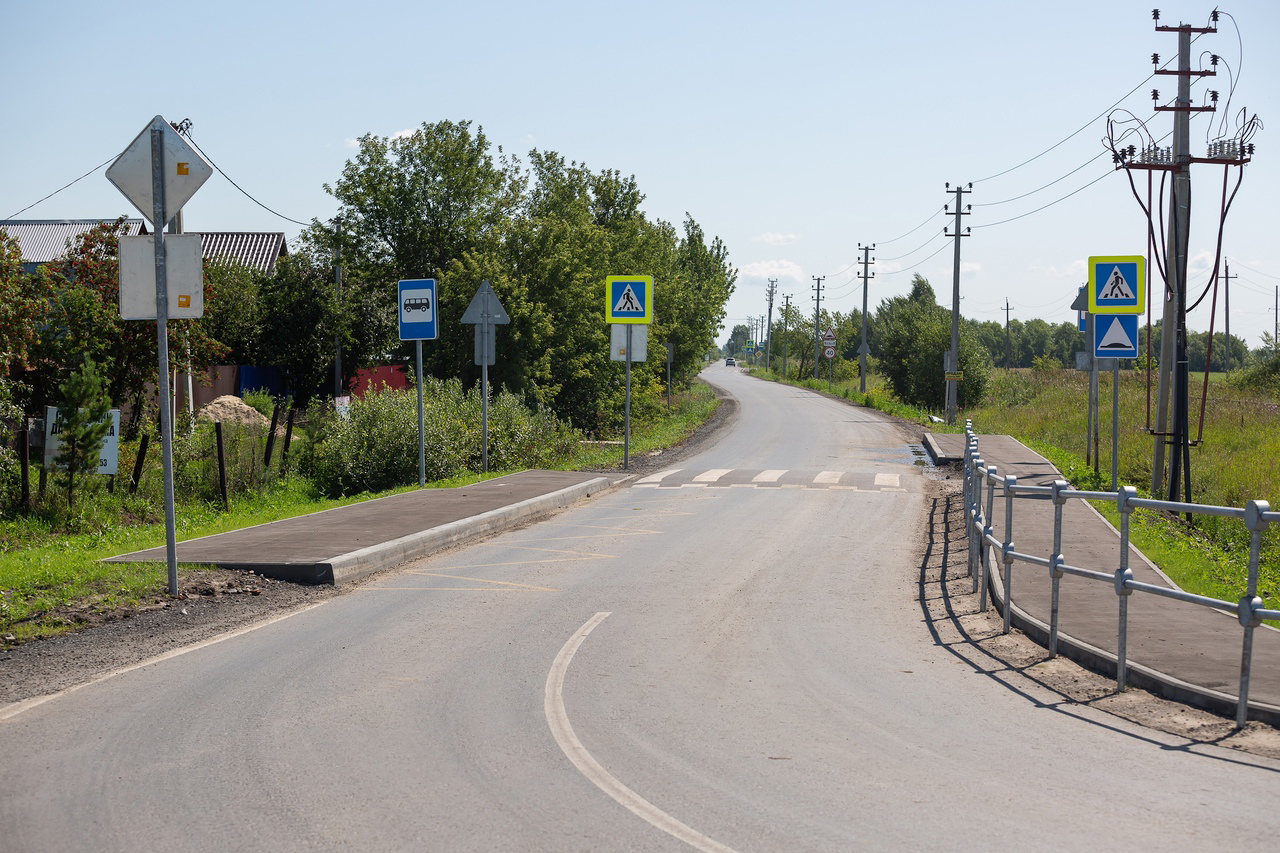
[[118, 234, 205, 319], [106, 116, 212, 223]]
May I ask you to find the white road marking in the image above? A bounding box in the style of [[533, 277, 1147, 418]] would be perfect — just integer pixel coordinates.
[[692, 469, 733, 483], [545, 613, 737, 853], [0, 601, 330, 722], [874, 473, 901, 488], [752, 469, 786, 483], [813, 471, 843, 485], [636, 469, 681, 485]]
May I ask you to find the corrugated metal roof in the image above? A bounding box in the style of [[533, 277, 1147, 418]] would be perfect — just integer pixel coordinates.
[[199, 232, 288, 274], [0, 219, 147, 263], [0, 221, 289, 275]]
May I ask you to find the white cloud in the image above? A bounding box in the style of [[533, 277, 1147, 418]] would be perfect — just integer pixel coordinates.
[[739, 259, 805, 283], [752, 232, 800, 246]]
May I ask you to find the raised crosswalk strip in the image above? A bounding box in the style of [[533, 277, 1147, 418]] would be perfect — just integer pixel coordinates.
[[631, 469, 911, 491]]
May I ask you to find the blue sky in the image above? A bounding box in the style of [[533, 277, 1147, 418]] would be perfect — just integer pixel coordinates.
[[5, 1, 1278, 349]]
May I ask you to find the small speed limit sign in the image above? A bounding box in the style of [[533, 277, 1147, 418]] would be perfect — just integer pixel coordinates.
[[823, 346, 836, 360]]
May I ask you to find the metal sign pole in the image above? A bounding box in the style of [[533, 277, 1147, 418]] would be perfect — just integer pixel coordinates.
[[416, 339, 425, 487], [624, 324, 632, 470], [1112, 359, 1121, 491], [481, 289, 490, 474], [150, 127, 178, 596]]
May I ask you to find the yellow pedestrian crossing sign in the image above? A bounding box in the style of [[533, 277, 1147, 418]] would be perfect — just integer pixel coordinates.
[[606, 275, 653, 324], [1088, 255, 1145, 314]]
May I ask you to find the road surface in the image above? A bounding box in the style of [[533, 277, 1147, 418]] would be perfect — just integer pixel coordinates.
[[2, 364, 1277, 850]]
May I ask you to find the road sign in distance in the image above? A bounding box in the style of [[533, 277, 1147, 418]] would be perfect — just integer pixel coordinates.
[[1088, 255, 1145, 314], [106, 116, 212, 224], [823, 346, 836, 360], [398, 279, 437, 340], [606, 275, 653, 324]]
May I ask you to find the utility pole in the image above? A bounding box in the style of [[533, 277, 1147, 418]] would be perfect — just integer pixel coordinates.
[[944, 183, 971, 424], [1004, 298, 1015, 368], [1223, 263, 1236, 373], [857, 244, 874, 393], [334, 221, 343, 397], [765, 278, 777, 373], [812, 276, 825, 379], [782, 294, 791, 379]]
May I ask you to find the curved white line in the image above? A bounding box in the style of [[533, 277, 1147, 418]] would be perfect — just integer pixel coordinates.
[[544, 612, 737, 853], [0, 600, 329, 722]]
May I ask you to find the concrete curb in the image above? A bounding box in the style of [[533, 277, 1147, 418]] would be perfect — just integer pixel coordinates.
[[923, 432, 962, 465], [314, 474, 617, 585]]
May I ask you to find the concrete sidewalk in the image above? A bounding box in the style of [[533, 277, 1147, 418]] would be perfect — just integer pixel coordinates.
[[926, 432, 1280, 724], [107, 471, 618, 585]]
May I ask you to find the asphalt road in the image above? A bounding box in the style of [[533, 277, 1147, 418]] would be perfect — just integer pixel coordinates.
[[2, 364, 1277, 851]]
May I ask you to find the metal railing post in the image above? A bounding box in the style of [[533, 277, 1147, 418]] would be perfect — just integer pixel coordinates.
[[1049, 480, 1068, 658], [968, 450, 983, 581], [1002, 475, 1017, 635], [980, 466, 997, 608], [1115, 486, 1137, 691], [1237, 499, 1270, 728]]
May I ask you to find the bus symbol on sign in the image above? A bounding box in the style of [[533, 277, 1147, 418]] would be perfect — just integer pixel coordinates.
[[398, 279, 437, 341]]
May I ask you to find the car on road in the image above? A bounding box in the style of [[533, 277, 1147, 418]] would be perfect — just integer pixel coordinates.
[[725, 357, 736, 366]]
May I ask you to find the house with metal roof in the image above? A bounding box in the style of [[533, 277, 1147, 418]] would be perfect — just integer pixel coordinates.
[[1, 220, 287, 275], [0, 219, 149, 273]]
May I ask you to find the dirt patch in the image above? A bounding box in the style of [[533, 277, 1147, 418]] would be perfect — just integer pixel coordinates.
[[920, 475, 1280, 761], [0, 568, 343, 708], [197, 395, 274, 429]]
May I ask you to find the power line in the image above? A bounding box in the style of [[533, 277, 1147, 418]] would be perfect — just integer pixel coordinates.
[[182, 130, 313, 228], [5, 155, 115, 219], [971, 169, 1113, 230], [876, 206, 944, 246]]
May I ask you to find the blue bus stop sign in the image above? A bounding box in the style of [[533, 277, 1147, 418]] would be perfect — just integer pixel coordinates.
[[398, 279, 437, 340]]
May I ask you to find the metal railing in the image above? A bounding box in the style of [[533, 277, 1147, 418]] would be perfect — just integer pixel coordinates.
[[961, 422, 1280, 728]]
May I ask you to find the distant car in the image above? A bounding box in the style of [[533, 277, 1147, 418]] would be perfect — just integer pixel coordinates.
[[725, 357, 736, 366]]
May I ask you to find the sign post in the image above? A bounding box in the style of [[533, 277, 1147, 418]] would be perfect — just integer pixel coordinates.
[[399, 279, 437, 486], [461, 280, 510, 472], [606, 275, 654, 470], [106, 116, 211, 595], [1086, 257, 1144, 491]]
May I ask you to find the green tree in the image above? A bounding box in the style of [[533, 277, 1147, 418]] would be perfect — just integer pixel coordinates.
[[256, 253, 341, 409], [54, 358, 112, 510]]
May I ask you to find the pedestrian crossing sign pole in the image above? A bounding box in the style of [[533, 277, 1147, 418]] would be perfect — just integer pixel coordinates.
[[1088, 255, 1145, 314], [605, 275, 654, 470]]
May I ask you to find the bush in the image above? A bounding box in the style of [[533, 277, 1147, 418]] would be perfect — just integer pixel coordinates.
[[302, 380, 580, 497]]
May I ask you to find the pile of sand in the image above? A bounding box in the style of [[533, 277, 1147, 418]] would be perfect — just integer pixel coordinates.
[[197, 395, 272, 428]]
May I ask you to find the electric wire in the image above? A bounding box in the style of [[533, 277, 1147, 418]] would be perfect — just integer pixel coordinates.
[[875, 206, 944, 246], [879, 240, 950, 275], [878, 229, 945, 262], [971, 169, 1112, 230], [182, 131, 313, 228], [4, 155, 116, 220]]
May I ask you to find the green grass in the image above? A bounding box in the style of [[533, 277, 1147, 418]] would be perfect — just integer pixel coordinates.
[[0, 384, 721, 645], [965, 369, 1280, 620]]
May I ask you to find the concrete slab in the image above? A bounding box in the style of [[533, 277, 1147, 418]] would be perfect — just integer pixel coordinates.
[[107, 471, 618, 585], [927, 432, 1280, 724]]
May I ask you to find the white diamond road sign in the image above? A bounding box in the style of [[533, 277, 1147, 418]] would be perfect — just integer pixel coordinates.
[[106, 116, 212, 224], [398, 279, 437, 341], [1087, 255, 1145, 315]]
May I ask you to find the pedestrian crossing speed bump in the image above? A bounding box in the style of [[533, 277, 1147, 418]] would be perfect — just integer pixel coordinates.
[[1088, 255, 1145, 314], [606, 275, 653, 324]]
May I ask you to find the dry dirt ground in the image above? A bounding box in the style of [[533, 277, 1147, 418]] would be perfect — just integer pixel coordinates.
[[5, 377, 1279, 762]]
